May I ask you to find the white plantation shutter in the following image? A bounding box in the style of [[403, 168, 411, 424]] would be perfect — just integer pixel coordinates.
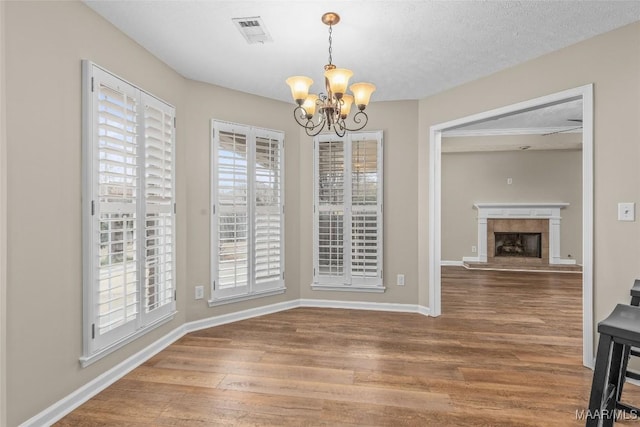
[[351, 135, 383, 286], [315, 137, 346, 284], [93, 70, 140, 348], [213, 124, 249, 298], [83, 62, 176, 363], [211, 121, 284, 302], [254, 133, 283, 289], [142, 94, 175, 321], [313, 131, 383, 290]]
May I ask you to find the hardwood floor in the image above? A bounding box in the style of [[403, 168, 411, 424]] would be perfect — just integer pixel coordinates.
[[56, 267, 640, 426]]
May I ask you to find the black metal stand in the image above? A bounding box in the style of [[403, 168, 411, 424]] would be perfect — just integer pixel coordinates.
[[586, 304, 640, 426]]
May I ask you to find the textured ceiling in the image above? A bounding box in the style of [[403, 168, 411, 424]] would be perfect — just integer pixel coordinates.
[[84, 1, 640, 103]]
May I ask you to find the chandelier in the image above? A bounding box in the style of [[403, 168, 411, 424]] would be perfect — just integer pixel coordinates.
[[285, 12, 376, 137]]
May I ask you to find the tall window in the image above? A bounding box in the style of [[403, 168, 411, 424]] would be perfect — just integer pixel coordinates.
[[82, 62, 176, 365], [313, 131, 383, 291], [211, 120, 285, 304]]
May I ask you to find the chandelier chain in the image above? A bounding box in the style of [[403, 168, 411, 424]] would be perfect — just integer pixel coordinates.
[[328, 25, 333, 65]]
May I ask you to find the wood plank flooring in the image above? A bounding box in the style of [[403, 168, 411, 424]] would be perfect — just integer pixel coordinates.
[[56, 267, 640, 426]]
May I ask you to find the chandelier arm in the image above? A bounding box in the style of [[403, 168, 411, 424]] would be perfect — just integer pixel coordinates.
[[305, 122, 328, 137], [333, 124, 347, 138], [293, 106, 324, 131], [339, 111, 369, 132]]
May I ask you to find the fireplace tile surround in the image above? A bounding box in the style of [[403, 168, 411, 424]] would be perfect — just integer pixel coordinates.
[[488, 219, 548, 265], [470, 203, 575, 266]]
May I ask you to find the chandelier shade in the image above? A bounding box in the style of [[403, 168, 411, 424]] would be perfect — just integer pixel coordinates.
[[285, 76, 314, 104], [324, 68, 353, 98], [349, 82, 376, 109], [340, 94, 354, 119], [302, 94, 319, 118], [286, 12, 375, 137]]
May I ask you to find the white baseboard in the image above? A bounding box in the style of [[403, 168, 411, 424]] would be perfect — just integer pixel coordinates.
[[21, 297, 433, 427], [462, 256, 480, 263], [185, 299, 300, 333], [20, 325, 186, 427], [441, 260, 464, 266], [300, 298, 425, 314], [417, 305, 431, 316], [555, 258, 578, 265]]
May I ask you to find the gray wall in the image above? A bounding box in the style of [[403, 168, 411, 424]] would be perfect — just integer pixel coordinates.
[[441, 147, 582, 263]]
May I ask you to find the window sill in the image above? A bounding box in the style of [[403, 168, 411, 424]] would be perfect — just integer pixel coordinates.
[[311, 284, 386, 293], [80, 311, 177, 368], [208, 287, 286, 307]]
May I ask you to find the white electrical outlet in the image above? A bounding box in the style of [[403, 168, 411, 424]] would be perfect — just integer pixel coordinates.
[[618, 202, 635, 222], [397, 274, 405, 286], [195, 285, 204, 300], [507, 178, 513, 185], [471, 245, 477, 253]]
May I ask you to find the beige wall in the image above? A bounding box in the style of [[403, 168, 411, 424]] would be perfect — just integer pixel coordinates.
[[297, 100, 421, 304], [418, 23, 640, 347], [4, 2, 304, 424], [4, 1, 640, 425], [183, 81, 301, 321], [0, 1, 7, 425], [4, 2, 188, 425], [441, 147, 583, 263]]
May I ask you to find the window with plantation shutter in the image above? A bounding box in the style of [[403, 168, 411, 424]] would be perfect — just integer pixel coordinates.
[[313, 131, 383, 292], [211, 120, 285, 304], [82, 61, 176, 366]]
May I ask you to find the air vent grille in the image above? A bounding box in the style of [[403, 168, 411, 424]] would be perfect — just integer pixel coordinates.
[[232, 16, 273, 44]]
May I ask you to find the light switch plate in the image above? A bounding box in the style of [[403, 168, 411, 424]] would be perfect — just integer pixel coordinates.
[[618, 202, 635, 222], [195, 285, 204, 300]]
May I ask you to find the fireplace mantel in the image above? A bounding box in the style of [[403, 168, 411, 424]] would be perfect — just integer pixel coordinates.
[[473, 203, 569, 218], [471, 202, 574, 265]]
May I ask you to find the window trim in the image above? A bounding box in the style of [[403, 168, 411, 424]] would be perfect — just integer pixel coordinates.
[[209, 120, 285, 306], [312, 130, 384, 292], [81, 61, 176, 366]]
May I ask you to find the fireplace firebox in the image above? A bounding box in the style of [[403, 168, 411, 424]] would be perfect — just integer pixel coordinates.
[[494, 232, 542, 258]]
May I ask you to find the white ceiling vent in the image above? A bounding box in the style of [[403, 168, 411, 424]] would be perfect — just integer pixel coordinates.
[[232, 16, 273, 44]]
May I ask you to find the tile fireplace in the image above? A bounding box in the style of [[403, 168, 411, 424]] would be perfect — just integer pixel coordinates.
[[471, 203, 575, 265]]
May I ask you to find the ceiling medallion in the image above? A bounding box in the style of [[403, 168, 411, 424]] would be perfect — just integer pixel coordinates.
[[286, 12, 376, 137]]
